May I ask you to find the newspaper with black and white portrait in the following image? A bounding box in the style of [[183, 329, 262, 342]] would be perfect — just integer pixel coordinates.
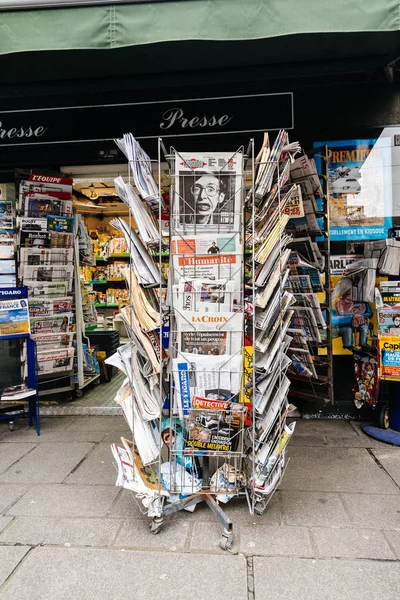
[[172, 151, 243, 235]]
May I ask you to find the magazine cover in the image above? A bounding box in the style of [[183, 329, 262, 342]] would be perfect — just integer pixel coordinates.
[[377, 307, 400, 336], [314, 138, 392, 240], [24, 195, 72, 218], [0, 260, 16, 275], [19, 217, 47, 232], [378, 336, 400, 381], [173, 151, 243, 234], [0, 275, 17, 288], [0, 287, 30, 337], [0, 201, 13, 229], [186, 396, 249, 453], [47, 215, 74, 233], [20, 230, 51, 248], [0, 244, 14, 259], [352, 348, 379, 407]]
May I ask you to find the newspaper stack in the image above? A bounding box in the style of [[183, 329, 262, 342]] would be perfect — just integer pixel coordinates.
[[17, 175, 76, 376], [245, 132, 299, 504], [0, 183, 17, 288]]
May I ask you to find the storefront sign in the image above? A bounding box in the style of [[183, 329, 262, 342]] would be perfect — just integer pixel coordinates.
[[0, 92, 294, 147], [314, 138, 392, 241]]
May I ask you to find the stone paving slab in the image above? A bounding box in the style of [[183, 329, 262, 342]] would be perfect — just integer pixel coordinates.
[[254, 556, 400, 600], [281, 490, 351, 527], [240, 524, 314, 557], [0, 546, 29, 587], [341, 493, 400, 529], [0, 516, 122, 547], [107, 490, 148, 520], [0, 443, 95, 484], [372, 448, 400, 487], [0, 485, 30, 514], [65, 417, 129, 432], [310, 526, 395, 559], [293, 420, 359, 437], [0, 547, 248, 600], [114, 517, 190, 551], [281, 446, 399, 493], [7, 485, 120, 518], [0, 516, 13, 534], [0, 429, 105, 443], [65, 443, 116, 485], [0, 443, 37, 474], [383, 530, 400, 559], [349, 422, 392, 448]]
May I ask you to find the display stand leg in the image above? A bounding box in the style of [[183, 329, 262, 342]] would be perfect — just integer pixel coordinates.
[[204, 494, 235, 552]]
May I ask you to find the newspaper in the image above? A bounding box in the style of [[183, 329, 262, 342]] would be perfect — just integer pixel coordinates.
[[31, 331, 74, 351], [0, 259, 15, 275], [28, 297, 73, 316], [24, 280, 69, 297], [37, 347, 74, 374], [174, 278, 237, 313], [22, 265, 74, 292], [173, 354, 242, 418], [30, 312, 73, 334], [171, 234, 242, 286], [0, 244, 14, 260], [288, 306, 322, 343], [114, 176, 160, 246], [293, 292, 326, 328], [20, 248, 74, 277], [172, 151, 243, 234]]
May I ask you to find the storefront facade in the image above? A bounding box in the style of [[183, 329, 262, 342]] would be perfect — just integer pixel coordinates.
[[0, 0, 399, 417]]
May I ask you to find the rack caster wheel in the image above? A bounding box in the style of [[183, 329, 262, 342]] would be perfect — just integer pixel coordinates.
[[378, 403, 390, 430], [75, 389, 83, 399], [254, 502, 266, 516], [149, 517, 163, 535], [219, 532, 236, 553], [8, 421, 15, 432]]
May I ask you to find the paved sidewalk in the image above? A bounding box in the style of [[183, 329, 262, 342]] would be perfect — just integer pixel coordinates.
[[0, 416, 399, 599]]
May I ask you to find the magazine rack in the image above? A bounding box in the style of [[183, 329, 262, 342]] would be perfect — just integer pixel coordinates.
[[0, 334, 40, 435], [110, 133, 298, 550]]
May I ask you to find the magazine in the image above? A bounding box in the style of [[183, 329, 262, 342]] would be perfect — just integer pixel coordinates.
[[0, 259, 15, 275], [0, 287, 30, 337], [0, 201, 13, 229], [47, 215, 74, 233], [0, 244, 14, 259], [23, 195, 72, 218], [186, 395, 249, 453], [20, 230, 51, 248], [19, 217, 47, 231], [172, 151, 243, 234], [37, 347, 75, 374]]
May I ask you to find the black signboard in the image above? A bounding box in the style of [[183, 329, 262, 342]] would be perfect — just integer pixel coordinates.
[[0, 92, 294, 148]]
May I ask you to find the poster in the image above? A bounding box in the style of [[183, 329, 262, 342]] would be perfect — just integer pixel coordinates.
[[314, 139, 392, 240], [329, 255, 373, 354], [378, 336, 400, 381], [0, 287, 30, 337]]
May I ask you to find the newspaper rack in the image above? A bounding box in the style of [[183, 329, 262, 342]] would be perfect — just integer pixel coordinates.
[[109, 134, 298, 550]]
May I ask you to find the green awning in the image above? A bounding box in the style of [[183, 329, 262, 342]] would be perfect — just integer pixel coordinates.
[[0, 0, 399, 55]]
